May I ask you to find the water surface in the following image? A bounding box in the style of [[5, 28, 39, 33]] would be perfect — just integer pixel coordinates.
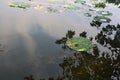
[[0, 0, 120, 80]]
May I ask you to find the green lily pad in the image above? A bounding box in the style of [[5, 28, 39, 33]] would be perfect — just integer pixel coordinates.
[[66, 37, 93, 51], [8, 2, 18, 7], [63, 5, 80, 10], [8, 2, 30, 9], [94, 16, 111, 23], [84, 13, 91, 17], [48, 0, 56, 2], [97, 11, 112, 16], [74, 0, 86, 4], [47, 7, 58, 13]]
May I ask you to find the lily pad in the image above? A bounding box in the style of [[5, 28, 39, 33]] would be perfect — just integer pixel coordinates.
[[8, 2, 18, 7], [84, 13, 91, 17], [63, 5, 80, 10], [94, 16, 111, 23], [47, 7, 58, 13], [48, 0, 56, 2], [8, 2, 30, 9], [74, 0, 86, 4], [97, 11, 112, 16], [66, 37, 93, 51]]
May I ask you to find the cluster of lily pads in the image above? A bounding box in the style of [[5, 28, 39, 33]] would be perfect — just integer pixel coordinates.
[[8, 0, 112, 22], [8, 0, 109, 12], [8, 0, 84, 13], [84, 10, 112, 23], [8, 0, 113, 23], [94, 10, 112, 23]]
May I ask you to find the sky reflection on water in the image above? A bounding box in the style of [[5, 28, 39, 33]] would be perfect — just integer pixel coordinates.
[[0, 0, 120, 80]]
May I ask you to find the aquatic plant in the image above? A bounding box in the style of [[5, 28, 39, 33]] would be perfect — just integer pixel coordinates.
[[74, 0, 86, 4], [94, 16, 111, 23], [84, 13, 92, 17], [8, 1, 30, 9], [66, 37, 93, 51], [97, 11, 112, 16], [93, 2, 106, 8], [63, 5, 80, 10], [47, 7, 58, 13], [8, 1, 18, 7], [48, 0, 56, 2]]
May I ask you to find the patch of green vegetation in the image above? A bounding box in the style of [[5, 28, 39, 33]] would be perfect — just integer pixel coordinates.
[[74, 0, 86, 4], [8, 1, 30, 9], [47, 7, 58, 13], [93, 2, 106, 8], [94, 16, 111, 23], [66, 37, 93, 51], [63, 5, 80, 10], [84, 13, 92, 17], [97, 11, 112, 16]]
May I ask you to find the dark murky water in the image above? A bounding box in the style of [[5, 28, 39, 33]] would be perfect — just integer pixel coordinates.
[[0, 0, 120, 80]]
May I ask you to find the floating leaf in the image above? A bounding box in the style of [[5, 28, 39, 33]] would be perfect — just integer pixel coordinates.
[[66, 37, 93, 51], [8, 2, 18, 7], [94, 16, 111, 23], [48, 0, 56, 2], [47, 7, 58, 13], [8, 1, 30, 9], [84, 13, 91, 17], [63, 5, 80, 10], [97, 11, 112, 16], [74, 0, 86, 4]]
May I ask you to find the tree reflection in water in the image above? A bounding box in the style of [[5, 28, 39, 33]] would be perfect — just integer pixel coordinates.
[[55, 27, 120, 80], [90, 20, 102, 28], [95, 24, 120, 48], [106, 0, 120, 5], [24, 23, 120, 80], [24, 0, 120, 79]]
